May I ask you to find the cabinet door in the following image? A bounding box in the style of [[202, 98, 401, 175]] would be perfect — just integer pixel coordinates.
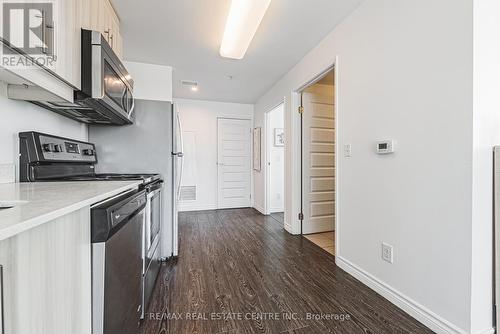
[[109, 10, 121, 54], [114, 31, 123, 59], [0, 0, 81, 92], [0, 0, 29, 46], [99, 0, 111, 43], [0, 208, 92, 334], [53, 0, 81, 89], [109, 0, 119, 51], [0, 238, 12, 334], [85, 0, 101, 31], [99, 0, 121, 54]]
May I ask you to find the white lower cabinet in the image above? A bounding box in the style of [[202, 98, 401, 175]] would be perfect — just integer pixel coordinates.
[[0, 207, 92, 334]]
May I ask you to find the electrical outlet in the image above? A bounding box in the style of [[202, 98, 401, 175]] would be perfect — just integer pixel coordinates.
[[382, 242, 394, 264], [344, 144, 352, 157], [0, 163, 15, 184]]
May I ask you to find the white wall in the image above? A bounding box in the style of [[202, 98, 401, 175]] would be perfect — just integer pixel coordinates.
[[124, 61, 173, 102], [175, 98, 254, 211], [267, 104, 284, 213], [0, 82, 87, 180], [253, 0, 481, 333]]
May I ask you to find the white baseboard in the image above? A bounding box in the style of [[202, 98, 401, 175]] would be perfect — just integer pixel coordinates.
[[473, 328, 494, 334], [284, 223, 300, 235], [269, 207, 284, 213], [253, 203, 266, 215], [178, 203, 217, 212], [335, 256, 471, 334]]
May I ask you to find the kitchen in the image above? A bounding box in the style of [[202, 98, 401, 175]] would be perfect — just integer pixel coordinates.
[[0, 1, 498, 334], [0, 0, 178, 333]]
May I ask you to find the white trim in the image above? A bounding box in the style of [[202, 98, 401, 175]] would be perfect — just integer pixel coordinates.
[[269, 207, 284, 213], [296, 65, 336, 93], [178, 203, 217, 212], [290, 62, 335, 235], [289, 91, 302, 233], [264, 110, 271, 215], [253, 203, 266, 215], [472, 328, 494, 334], [284, 222, 299, 235], [334, 55, 340, 257], [336, 256, 471, 334]]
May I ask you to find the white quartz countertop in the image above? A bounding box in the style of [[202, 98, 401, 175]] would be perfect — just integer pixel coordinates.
[[0, 181, 142, 241]]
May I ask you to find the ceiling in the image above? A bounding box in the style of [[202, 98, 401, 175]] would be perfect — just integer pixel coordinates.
[[112, 0, 362, 104]]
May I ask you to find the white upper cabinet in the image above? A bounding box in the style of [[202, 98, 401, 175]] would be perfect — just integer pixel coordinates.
[[0, 0, 122, 102], [80, 0, 123, 58]]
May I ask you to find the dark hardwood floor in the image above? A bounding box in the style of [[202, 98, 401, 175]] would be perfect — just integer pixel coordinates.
[[269, 212, 284, 224], [139, 208, 433, 334]]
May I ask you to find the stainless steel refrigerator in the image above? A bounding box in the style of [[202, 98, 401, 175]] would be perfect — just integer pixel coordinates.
[[89, 99, 182, 258]]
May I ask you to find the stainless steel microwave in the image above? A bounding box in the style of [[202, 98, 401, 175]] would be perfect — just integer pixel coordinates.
[[33, 29, 135, 125]]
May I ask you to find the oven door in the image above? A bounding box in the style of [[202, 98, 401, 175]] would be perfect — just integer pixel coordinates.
[[145, 185, 162, 266], [142, 184, 162, 318]]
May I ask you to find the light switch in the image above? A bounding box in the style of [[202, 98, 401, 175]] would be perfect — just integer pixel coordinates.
[[344, 144, 352, 157]]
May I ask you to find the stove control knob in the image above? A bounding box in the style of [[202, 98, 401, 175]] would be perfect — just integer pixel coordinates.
[[82, 149, 95, 156], [42, 143, 54, 152], [42, 143, 62, 152]]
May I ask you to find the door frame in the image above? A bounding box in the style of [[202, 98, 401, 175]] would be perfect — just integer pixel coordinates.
[[216, 117, 253, 209], [290, 56, 339, 255], [264, 101, 285, 215]]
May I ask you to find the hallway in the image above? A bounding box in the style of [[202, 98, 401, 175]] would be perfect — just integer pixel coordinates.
[[140, 209, 432, 334]]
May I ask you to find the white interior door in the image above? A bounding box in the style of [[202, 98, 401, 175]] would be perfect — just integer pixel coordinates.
[[302, 84, 335, 234], [217, 118, 252, 209]]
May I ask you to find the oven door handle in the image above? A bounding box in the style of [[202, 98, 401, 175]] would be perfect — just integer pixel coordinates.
[[147, 188, 162, 199]]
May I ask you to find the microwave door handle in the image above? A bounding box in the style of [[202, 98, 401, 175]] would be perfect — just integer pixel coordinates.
[[121, 89, 127, 113], [128, 91, 135, 117]]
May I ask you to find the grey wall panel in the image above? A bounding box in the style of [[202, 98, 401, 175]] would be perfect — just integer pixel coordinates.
[[89, 100, 174, 258]]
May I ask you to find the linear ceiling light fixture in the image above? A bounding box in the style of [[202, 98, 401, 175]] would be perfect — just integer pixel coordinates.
[[220, 0, 271, 59]]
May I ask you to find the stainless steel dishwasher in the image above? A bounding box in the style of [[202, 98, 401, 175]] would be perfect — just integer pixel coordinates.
[[91, 189, 146, 334]]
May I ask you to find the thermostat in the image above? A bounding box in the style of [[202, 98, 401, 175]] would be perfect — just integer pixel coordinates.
[[376, 140, 395, 154]]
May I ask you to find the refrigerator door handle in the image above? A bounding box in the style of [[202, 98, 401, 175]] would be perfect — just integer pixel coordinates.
[[175, 108, 184, 201], [176, 110, 184, 155]]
